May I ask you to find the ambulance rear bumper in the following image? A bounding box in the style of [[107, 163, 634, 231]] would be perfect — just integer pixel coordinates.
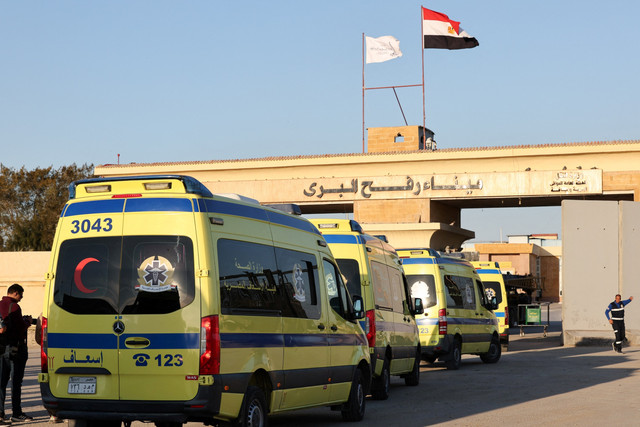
[[40, 381, 223, 423], [421, 335, 453, 359]]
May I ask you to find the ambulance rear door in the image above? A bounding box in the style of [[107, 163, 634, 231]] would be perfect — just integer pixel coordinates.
[[116, 198, 201, 402], [47, 199, 127, 401]]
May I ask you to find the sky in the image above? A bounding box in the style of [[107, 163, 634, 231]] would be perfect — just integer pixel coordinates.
[[2, 1, 639, 242]]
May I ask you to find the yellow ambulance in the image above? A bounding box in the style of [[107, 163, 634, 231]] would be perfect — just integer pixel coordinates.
[[38, 175, 371, 427], [470, 261, 510, 350], [397, 249, 501, 370], [310, 219, 422, 400]]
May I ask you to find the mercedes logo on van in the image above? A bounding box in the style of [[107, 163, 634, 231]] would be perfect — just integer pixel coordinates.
[[113, 320, 125, 335]]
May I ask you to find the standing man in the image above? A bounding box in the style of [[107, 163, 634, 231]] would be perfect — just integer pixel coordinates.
[[0, 284, 34, 421], [605, 294, 634, 353]]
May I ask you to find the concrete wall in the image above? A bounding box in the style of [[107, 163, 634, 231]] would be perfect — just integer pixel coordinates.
[[0, 252, 50, 317], [620, 201, 640, 330], [562, 200, 640, 345]]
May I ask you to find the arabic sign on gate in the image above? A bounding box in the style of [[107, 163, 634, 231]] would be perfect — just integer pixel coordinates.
[[300, 170, 603, 200]]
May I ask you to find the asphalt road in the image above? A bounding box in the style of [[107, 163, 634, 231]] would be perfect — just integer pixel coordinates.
[[15, 304, 640, 426]]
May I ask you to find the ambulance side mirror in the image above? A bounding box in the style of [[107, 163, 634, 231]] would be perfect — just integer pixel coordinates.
[[351, 295, 365, 320], [412, 298, 424, 315]]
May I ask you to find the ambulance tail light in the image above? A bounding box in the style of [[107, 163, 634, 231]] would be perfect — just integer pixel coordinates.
[[504, 308, 509, 327], [40, 317, 48, 373], [365, 309, 376, 347], [438, 308, 447, 335], [200, 315, 220, 375]]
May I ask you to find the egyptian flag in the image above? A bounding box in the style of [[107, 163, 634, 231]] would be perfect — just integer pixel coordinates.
[[422, 7, 479, 50]]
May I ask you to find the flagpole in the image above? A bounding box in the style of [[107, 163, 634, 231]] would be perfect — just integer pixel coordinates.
[[362, 33, 366, 153], [421, 6, 426, 150]]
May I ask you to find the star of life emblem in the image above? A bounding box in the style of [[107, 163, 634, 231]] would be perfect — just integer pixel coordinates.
[[485, 288, 496, 299], [136, 255, 177, 292], [326, 273, 337, 297], [411, 281, 430, 301], [293, 263, 306, 302]]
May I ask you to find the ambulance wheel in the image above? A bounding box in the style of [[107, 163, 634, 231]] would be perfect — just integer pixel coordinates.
[[233, 386, 268, 427], [404, 352, 420, 386], [480, 335, 501, 364], [371, 358, 390, 400], [341, 368, 366, 421], [422, 355, 437, 364], [445, 338, 462, 370], [70, 421, 121, 427]]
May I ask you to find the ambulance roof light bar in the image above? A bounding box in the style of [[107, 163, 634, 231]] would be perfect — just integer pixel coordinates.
[[69, 175, 214, 199]]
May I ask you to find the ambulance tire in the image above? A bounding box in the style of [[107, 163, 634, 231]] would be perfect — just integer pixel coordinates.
[[341, 368, 366, 422], [69, 420, 121, 427], [233, 386, 268, 427], [403, 352, 420, 386], [480, 335, 502, 364], [371, 359, 390, 400], [445, 338, 462, 370], [422, 355, 437, 364]]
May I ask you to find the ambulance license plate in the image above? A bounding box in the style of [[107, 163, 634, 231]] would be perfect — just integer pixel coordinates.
[[68, 377, 96, 394]]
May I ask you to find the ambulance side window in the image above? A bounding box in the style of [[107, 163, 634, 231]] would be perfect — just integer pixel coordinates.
[[218, 239, 280, 314], [453, 276, 476, 310], [388, 266, 405, 314], [370, 261, 392, 310], [275, 247, 321, 319], [336, 259, 361, 300], [401, 273, 414, 315], [323, 259, 350, 319], [443, 275, 464, 309]]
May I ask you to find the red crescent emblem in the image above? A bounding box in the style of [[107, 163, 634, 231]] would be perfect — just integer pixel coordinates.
[[74, 258, 99, 294]]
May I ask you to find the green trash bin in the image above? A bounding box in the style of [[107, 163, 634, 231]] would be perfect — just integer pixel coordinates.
[[525, 306, 541, 324]]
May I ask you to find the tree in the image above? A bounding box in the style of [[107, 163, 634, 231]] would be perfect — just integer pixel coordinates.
[[0, 164, 94, 251]]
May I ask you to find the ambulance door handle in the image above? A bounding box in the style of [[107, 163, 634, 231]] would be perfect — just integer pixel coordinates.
[[317, 324, 326, 330], [330, 325, 338, 332], [125, 338, 151, 348]]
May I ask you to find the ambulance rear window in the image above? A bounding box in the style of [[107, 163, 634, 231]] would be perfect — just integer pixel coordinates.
[[53, 236, 195, 315], [407, 274, 437, 309], [120, 236, 196, 314], [482, 281, 503, 305]]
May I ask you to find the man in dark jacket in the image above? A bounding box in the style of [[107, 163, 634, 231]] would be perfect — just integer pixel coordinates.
[[0, 284, 33, 422]]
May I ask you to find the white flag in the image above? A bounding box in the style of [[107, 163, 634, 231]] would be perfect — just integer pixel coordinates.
[[365, 35, 403, 64]]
